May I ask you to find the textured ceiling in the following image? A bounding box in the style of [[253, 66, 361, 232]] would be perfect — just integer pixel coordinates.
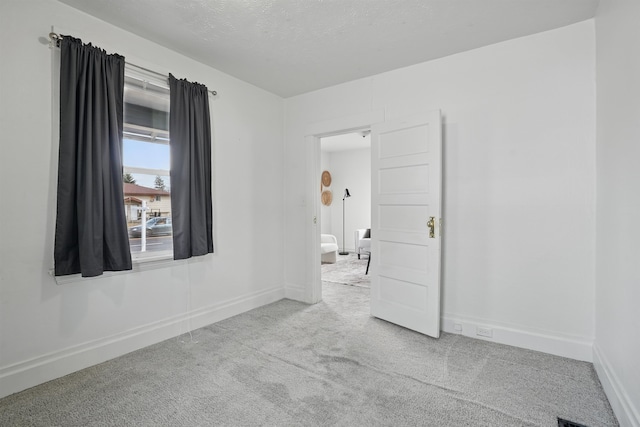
[[58, 0, 599, 98]]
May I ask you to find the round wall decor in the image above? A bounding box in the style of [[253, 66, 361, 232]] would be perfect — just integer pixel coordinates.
[[321, 170, 332, 188], [321, 190, 333, 206]]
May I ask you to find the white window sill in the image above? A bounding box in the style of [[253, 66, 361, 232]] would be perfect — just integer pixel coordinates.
[[51, 251, 177, 285]]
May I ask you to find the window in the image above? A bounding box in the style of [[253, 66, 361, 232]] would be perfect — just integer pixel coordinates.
[[53, 38, 213, 281], [122, 69, 173, 260]]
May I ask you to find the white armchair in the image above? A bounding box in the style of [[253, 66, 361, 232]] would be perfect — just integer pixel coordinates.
[[320, 234, 339, 263], [354, 229, 371, 259]]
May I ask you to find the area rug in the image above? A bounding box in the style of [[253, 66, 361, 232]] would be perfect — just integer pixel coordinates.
[[322, 252, 370, 287]]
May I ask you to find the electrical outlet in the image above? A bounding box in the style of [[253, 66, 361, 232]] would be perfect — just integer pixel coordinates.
[[476, 326, 493, 338]]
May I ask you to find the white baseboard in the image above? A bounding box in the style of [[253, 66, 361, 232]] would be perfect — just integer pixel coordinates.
[[0, 285, 284, 400], [284, 283, 307, 302], [593, 344, 640, 427], [441, 315, 593, 362]]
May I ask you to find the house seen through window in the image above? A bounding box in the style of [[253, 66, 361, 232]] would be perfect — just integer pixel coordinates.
[[123, 69, 173, 259]]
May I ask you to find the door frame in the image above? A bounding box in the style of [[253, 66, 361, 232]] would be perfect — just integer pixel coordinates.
[[304, 110, 385, 303]]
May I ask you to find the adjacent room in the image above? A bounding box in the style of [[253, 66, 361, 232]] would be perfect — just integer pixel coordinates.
[[1, 0, 638, 426], [319, 131, 372, 290]]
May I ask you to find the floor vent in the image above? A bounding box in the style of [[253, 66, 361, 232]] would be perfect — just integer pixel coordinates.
[[558, 418, 589, 427]]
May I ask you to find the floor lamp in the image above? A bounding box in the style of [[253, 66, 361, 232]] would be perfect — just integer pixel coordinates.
[[339, 188, 351, 255]]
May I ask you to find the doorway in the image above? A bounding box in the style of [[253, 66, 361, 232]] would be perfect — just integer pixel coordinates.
[[319, 131, 371, 291], [304, 109, 385, 305], [305, 110, 443, 339]]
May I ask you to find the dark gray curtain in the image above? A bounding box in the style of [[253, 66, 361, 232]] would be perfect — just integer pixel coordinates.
[[169, 74, 214, 259], [54, 36, 132, 277]]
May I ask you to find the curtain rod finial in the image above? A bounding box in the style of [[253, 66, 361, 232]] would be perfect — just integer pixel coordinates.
[[49, 32, 61, 48]]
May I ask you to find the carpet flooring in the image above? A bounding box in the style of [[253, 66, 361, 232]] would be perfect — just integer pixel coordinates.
[[0, 282, 617, 426], [321, 253, 370, 287]]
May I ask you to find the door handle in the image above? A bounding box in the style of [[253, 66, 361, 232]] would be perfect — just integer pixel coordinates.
[[427, 216, 435, 238]]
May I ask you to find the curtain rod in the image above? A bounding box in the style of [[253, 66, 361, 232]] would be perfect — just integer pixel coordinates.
[[49, 32, 217, 96]]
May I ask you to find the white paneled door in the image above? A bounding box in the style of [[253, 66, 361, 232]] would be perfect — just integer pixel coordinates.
[[370, 111, 442, 338]]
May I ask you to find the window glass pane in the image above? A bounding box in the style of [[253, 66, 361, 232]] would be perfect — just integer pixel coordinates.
[[123, 71, 172, 259], [124, 139, 170, 171], [124, 172, 172, 257]]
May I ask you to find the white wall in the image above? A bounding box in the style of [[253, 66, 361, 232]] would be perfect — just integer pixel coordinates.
[[320, 148, 371, 252], [319, 150, 332, 235], [0, 0, 284, 398], [594, 0, 640, 425], [284, 21, 596, 360]]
